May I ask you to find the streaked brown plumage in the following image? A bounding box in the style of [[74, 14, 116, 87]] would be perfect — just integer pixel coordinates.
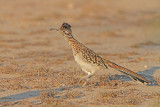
[[51, 22, 151, 87]]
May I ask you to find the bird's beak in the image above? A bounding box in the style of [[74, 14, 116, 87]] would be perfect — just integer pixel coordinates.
[[49, 28, 59, 31]]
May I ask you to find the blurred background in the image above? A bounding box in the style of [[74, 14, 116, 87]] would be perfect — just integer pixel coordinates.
[[0, 0, 160, 41]]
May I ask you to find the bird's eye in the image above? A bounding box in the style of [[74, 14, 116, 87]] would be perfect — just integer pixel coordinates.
[[63, 26, 67, 29]]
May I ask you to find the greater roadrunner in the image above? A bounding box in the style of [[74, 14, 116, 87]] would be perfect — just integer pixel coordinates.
[[50, 23, 151, 87]]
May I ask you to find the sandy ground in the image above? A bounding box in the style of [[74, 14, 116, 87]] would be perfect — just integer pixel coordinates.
[[0, 0, 160, 106]]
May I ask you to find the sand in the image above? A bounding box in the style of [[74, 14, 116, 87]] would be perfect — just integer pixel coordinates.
[[0, 0, 160, 106]]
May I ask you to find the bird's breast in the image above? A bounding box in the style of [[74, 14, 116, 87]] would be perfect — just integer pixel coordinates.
[[74, 53, 102, 73]]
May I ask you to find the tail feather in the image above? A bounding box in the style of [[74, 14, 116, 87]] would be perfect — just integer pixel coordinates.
[[104, 59, 151, 84]]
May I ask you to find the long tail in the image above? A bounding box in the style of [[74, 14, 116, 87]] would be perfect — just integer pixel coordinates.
[[104, 59, 151, 84]]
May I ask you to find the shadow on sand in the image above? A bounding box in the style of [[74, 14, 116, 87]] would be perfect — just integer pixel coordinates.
[[0, 85, 80, 102], [109, 66, 160, 86]]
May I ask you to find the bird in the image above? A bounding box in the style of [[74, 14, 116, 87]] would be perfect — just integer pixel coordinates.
[[50, 22, 151, 87]]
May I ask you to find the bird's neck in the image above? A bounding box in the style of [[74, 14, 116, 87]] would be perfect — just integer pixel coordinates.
[[64, 35, 80, 46], [64, 35, 81, 55]]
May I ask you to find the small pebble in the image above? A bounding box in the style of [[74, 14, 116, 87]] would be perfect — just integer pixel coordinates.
[[144, 65, 148, 69]]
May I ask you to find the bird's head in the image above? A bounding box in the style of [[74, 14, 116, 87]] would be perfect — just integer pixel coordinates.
[[50, 22, 72, 37]]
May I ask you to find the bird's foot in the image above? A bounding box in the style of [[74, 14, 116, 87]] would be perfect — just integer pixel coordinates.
[[78, 76, 89, 87]]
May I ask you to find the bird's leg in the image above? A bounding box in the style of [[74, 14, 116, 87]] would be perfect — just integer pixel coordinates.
[[78, 75, 89, 84], [78, 73, 93, 87]]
